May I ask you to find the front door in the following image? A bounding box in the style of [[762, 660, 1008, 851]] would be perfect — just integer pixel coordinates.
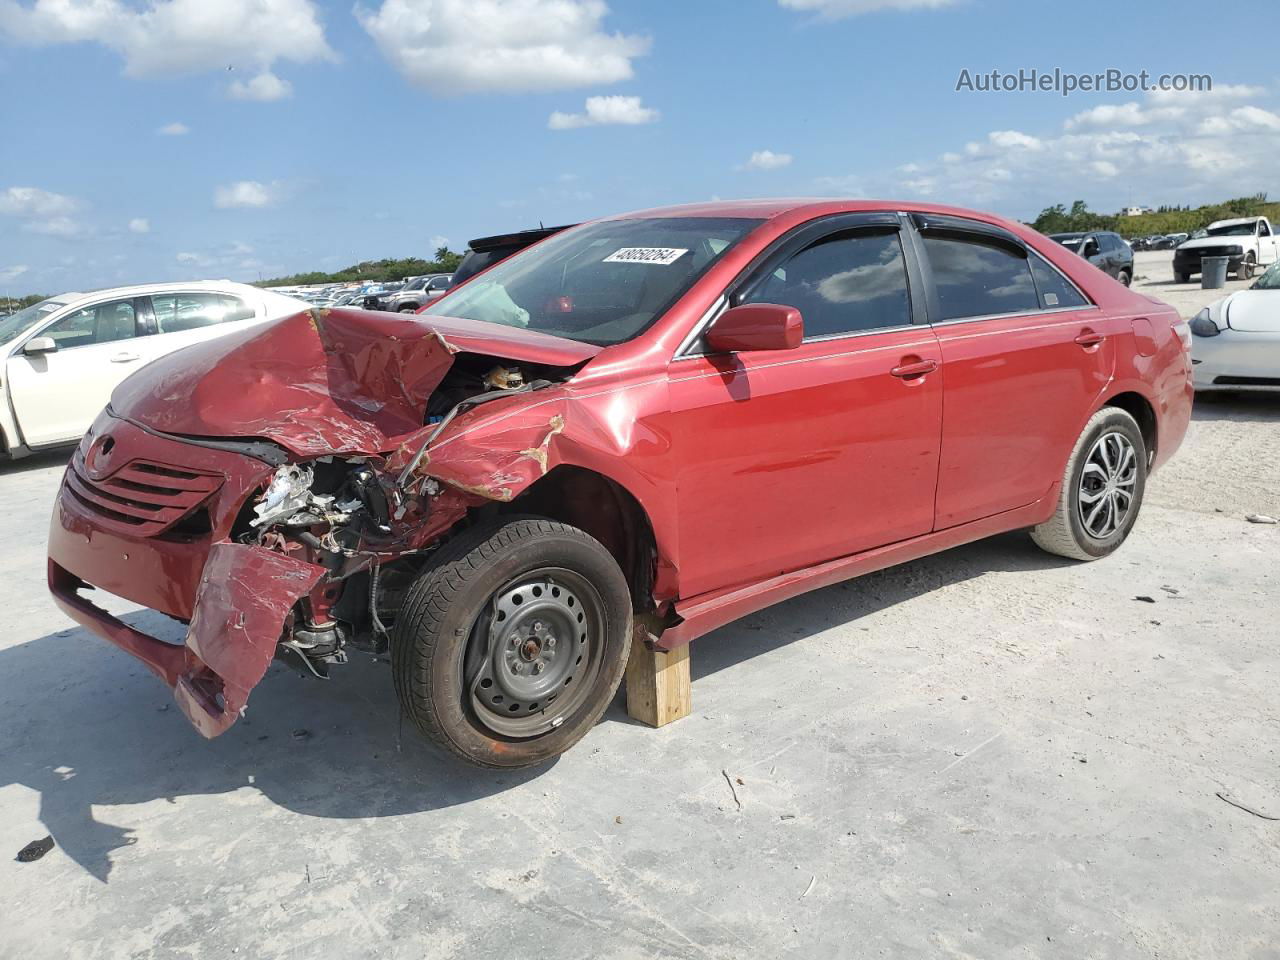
[[667, 220, 943, 600], [6, 296, 148, 447]]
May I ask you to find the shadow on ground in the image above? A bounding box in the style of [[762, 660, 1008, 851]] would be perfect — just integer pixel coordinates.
[[0, 448, 73, 476], [3, 528, 1070, 883], [1192, 391, 1280, 424]]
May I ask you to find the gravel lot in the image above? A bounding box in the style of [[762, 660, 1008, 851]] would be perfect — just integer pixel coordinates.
[[1, 260, 1277, 958]]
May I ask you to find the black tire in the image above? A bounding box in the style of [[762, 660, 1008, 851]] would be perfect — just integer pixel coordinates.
[[1238, 255, 1255, 280], [397, 304, 419, 313], [1174, 270, 1190, 284], [1117, 269, 1132, 287], [1030, 407, 1148, 561], [392, 518, 632, 768]]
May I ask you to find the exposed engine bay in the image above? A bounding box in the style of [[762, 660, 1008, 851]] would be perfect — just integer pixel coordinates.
[[240, 356, 568, 680]]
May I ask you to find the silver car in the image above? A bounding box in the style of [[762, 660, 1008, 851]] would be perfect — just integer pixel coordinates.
[[1190, 260, 1280, 391]]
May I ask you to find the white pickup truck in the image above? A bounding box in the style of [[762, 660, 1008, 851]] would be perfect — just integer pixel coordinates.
[[1173, 216, 1280, 282]]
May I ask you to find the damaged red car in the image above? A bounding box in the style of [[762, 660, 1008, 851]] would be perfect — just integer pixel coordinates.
[[47, 200, 1193, 767]]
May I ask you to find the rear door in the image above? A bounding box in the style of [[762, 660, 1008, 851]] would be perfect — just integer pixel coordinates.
[[135, 290, 264, 362], [667, 214, 944, 599], [6, 296, 149, 446], [909, 214, 1118, 528]]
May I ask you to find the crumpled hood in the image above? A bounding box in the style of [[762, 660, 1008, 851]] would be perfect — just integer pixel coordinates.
[[110, 307, 600, 458]]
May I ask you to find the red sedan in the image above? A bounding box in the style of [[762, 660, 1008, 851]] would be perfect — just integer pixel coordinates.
[[47, 199, 1193, 767]]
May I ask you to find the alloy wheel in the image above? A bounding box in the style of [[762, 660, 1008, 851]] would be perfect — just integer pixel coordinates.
[[1077, 431, 1139, 540]]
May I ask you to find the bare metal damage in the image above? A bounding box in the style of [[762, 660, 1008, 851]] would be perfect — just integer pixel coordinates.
[[93, 307, 645, 736]]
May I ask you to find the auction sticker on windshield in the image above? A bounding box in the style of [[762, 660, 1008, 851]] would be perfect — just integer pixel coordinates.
[[603, 247, 689, 265]]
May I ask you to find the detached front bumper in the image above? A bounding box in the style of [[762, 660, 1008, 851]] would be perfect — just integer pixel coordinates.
[[47, 413, 328, 737]]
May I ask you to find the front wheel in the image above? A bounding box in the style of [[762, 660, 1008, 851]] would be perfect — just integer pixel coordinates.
[[1031, 407, 1148, 561], [1117, 269, 1132, 287], [1238, 255, 1256, 280], [392, 518, 633, 767], [397, 304, 419, 313]]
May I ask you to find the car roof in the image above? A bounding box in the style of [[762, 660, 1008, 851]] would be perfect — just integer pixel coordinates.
[[604, 197, 1019, 223], [52, 279, 264, 310], [1209, 217, 1263, 228]]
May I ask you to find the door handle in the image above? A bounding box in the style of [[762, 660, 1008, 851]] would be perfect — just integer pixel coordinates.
[[110, 352, 141, 363], [890, 358, 938, 379], [1074, 330, 1105, 348]]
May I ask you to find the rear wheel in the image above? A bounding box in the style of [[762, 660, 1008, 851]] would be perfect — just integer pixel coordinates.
[[1117, 269, 1132, 287], [392, 518, 632, 767], [1031, 407, 1147, 561]]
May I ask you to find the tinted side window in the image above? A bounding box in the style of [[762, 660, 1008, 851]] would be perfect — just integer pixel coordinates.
[[744, 230, 911, 338], [922, 235, 1039, 320], [1028, 252, 1089, 309], [44, 299, 138, 348], [153, 293, 253, 333]]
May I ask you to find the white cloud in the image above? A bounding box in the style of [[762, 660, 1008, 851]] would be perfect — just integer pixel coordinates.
[[430, 234, 449, 249], [548, 95, 659, 129], [227, 70, 292, 101], [742, 149, 793, 171], [780, 0, 958, 18], [25, 216, 83, 237], [214, 181, 275, 209], [0, 0, 334, 82], [0, 186, 76, 217], [358, 0, 649, 95], [816, 85, 1280, 213], [0, 187, 84, 237], [157, 121, 190, 136], [0, 264, 28, 283], [128, 218, 151, 234]]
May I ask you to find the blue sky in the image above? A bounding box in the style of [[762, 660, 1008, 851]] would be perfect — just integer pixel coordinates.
[[2, 0, 1277, 294]]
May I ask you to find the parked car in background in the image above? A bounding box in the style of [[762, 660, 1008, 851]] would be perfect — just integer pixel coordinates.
[[47, 199, 1191, 767], [1190, 260, 1280, 391], [440, 225, 576, 296], [376, 273, 453, 312], [1049, 230, 1134, 285], [1173, 217, 1279, 282], [0, 281, 305, 458]]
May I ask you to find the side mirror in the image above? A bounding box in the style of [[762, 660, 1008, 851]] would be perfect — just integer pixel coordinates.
[[23, 336, 57, 356], [705, 303, 803, 353]]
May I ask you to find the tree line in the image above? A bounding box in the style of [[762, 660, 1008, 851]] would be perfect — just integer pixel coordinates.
[[1032, 194, 1277, 236], [253, 247, 465, 288]]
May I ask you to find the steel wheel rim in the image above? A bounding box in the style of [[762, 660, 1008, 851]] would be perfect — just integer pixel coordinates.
[[465, 567, 605, 738], [1077, 430, 1138, 540]]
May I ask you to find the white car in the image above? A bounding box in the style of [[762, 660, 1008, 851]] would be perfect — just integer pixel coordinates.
[[0, 280, 306, 457], [1190, 261, 1280, 391]]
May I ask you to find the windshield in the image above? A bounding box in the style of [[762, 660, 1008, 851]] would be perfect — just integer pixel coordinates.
[[0, 298, 65, 346], [1254, 261, 1280, 290], [1207, 222, 1258, 237], [1054, 237, 1083, 250], [422, 217, 762, 345]]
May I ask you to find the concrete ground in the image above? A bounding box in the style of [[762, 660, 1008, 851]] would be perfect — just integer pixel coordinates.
[[2, 269, 1278, 958]]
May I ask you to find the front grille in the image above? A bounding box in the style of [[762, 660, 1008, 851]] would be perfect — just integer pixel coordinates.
[[1179, 246, 1237, 261], [65, 451, 224, 537]]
